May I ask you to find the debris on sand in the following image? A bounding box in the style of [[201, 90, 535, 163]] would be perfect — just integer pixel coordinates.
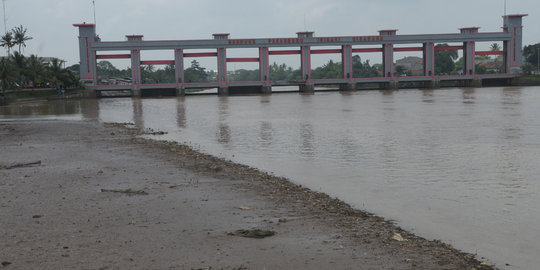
[[139, 128, 167, 136], [235, 206, 250, 210], [228, 229, 276, 239], [0, 160, 41, 170], [392, 232, 405, 242], [100, 188, 149, 195], [1, 261, 12, 266]]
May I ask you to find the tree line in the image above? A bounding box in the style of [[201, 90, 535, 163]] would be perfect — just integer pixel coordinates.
[[0, 26, 79, 95], [97, 55, 382, 84], [523, 43, 540, 75]]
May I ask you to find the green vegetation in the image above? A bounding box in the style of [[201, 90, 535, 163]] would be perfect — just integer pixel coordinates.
[[522, 43, 540, 75], [0, 26, 80, 101], [269, 63, 301, 80], [435, 42, 505, 75], [0, 53, 79, 90], [435, 44, 458, 75], [490, 43, 501, 52], [1, 25, 32, 55], [5, 89, 59, 99], [99, 55, 383, 83]]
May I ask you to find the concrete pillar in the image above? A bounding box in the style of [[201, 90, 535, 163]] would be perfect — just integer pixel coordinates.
[[423, 42, 435, 77], [341, 44, 354, 90], [73, 23, 97, 85], [126, 35, 143, 96], [503, 14, 527, 74], [297, 32, 314, 93], [459, 28, 479, 76], [259, 46, 270, 84], [379, 30, 398, 90], [300, 45, 312, 91], [214, 33, 230, 95], [175, 48, 185, 96], [342, 44, 353, 80], [130, 49, 141, 96], [217, 47, 228, 95], [259, 46, 271, 94], [463, 41, 476, 75], [379, 30, 397, 78], [382, 43, 394, 78], [89, 49, 97, 86]]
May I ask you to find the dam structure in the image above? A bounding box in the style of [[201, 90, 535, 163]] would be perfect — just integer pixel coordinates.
[[74, 15, 527, 96]]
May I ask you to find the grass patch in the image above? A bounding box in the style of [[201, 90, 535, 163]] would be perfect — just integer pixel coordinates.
[[5, 88, 87, 100], [522, 74, 540, 79]]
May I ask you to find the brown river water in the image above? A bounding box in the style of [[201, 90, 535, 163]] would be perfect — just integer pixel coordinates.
[[2, 86, 539, 269]]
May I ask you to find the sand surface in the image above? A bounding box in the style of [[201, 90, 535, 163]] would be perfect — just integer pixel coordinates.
[[0, 120, 494, 269]]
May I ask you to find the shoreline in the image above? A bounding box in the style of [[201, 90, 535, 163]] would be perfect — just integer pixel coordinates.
[[2, 77, 540, 106], [1, 119, 495, 269]]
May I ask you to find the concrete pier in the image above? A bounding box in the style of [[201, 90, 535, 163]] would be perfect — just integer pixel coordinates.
[[387, 80, 399, 90], [470, 79, 482, 87], [74, 14, 527, 96], [131, 89, 142, 97], [218, 87, 229, 96], [176, 87, 185, 96], [339, 83, 355, 91], [261, 86, 272, 94], [428, 79, 440, 89], [299, 84, 315, 93]]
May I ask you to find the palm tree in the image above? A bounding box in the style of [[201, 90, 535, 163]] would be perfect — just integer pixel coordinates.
[[0, 32, 15, 55], [12, 25, 32, 54], [11, 51, 26, 86], [47, 58, 69, 88], [26, 55, 45, 88], [490, 43, 501, 52], [490, 43, 502, 62], [0, 57, 16, 93]]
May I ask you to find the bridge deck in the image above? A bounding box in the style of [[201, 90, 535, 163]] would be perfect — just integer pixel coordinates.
[[90, 74, 520, 92]]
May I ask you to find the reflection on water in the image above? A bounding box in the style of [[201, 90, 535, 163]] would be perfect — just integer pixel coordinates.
[[217, 97, 231, 145], [422, 89, 435, 103], [133, 98, 144, 128], [259, 121, 273, 148], [299, 122, 315, 158], [462, 88, 475, 104], [0, 100, 83, 121], [2, 87, 540, 270], [176, 98, 186, 128]]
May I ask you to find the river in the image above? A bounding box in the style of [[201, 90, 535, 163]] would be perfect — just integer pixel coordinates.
[[1, 86, 539, 269]]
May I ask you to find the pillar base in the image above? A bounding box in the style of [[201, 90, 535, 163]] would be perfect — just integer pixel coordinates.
[[386, 80, 399, 90], [218, 87, 229, 95], [176, 87, 185, 96], [131, 89, 141, 97], [428, 80, 440, 89], [339, 83, 355, 91], [261, 86, 272, 94], [470, 79, 482, 87], [509, 78, 520, 86], [299, 84, 315, 93]]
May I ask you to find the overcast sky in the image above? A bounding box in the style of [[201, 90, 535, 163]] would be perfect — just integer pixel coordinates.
[[3, 0, 539, 69]]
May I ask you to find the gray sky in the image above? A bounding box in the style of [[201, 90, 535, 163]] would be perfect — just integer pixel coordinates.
[[3, 0, 539, 69]]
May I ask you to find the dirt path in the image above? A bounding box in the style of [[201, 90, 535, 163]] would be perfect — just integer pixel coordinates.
[[0, 120, 494, 270]]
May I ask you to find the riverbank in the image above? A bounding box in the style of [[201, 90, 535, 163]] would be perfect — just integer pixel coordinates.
[[0, 120, 495, 269], [0, 88, 93, 105]]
